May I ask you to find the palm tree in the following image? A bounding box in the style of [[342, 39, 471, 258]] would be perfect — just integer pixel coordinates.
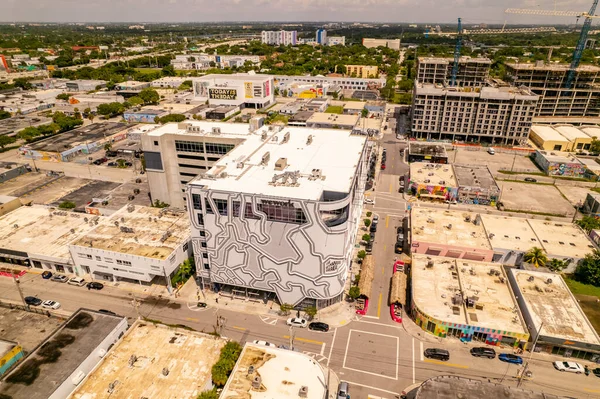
[[524, 247, 548, 268]]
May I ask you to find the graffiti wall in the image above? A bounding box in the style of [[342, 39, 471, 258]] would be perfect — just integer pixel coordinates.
[[408, 181, 458, 201]]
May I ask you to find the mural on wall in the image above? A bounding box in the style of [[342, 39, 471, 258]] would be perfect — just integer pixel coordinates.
[[409, 181, 458, 201], [547, 162, 586, 178]]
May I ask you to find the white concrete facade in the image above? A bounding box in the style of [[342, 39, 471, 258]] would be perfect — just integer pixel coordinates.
[[261, 30, 297, 46], [192, 74, 274, 109]]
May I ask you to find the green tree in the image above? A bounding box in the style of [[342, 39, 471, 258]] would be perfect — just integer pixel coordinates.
[[13, 78, 32, 90], [348, 286, 360, 301], [17, 126, 42, 142], [575, 250, 600, 286], [524, 246, 548, 268], [127, 96, 144, 107], [211, 341, 242, 387], [152, 199, 170, 208], [104, 142, 112, 151], [0, 135, 16, 149], [117, 159, 126, 168], [178, 80, 193, 91], [97, 102, 125, 117], [366, 211, 372, 217], [0, 110, 11, 120], [362, 233, 371, 243], [197, 390, 219, 399], [361, 108, 369, 118], [52, 112, 83, 132], [156, 114, 186, 124], [280, 303, 294, 315], [161, 64, 176, 76], [304, 306, 318, 319], [58, 201, 76, 209], [357, 250, 366, 261], [363, 218, 371, 229], [590, 138, 600, 154], [56, 93, 71, 101], [139, 88, 160, 105], [547, 258, 568, 273], [576, 216, 600, 233]]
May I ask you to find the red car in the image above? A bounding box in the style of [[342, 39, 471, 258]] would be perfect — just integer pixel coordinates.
[[393, 260, 405, 273], [381, 164, 386, 170]]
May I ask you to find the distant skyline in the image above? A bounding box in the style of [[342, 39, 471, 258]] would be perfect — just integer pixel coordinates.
[[1, 0, 597, 24]]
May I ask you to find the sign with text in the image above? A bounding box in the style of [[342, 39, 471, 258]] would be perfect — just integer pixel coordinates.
[[244, 82, 253, 99], [209, 88, 237, 100]]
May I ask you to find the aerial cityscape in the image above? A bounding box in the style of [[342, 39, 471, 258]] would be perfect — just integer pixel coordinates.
[[3, 1, 600, 399]]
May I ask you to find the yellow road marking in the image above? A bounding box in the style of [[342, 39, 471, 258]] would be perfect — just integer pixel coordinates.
[[423, 359, 469, 369], [377, 293, 382, 318], [385, 215, 389, 228], [381, 267, 384, 275], [389, 182, 392, 193], [232, 326, 247, 331], [585, 389, 600, 393], [185, 317, 199, 322], [283, 336, 324, 345], [383, 244, 386, 251]]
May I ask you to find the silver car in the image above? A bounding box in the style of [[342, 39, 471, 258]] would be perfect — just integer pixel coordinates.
[[337, 381, 349, 399]]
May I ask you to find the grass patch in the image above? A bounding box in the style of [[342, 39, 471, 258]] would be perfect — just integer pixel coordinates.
[[498, 170, 546, 176], [504, 208, 567, 218], [133, 67, 162, 74], [591, 187, 600, 194], [325, 105, 343, 114], [564, 276, 600, 334], [564, 276, 600, 297], [500, 179, 554, 186]]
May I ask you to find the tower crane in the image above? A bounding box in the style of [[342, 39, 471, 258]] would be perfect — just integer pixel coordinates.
[[450, 18, 463, 87], [506, 0, 600, 89]]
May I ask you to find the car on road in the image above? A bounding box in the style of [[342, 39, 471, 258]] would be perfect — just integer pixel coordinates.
[[25, 296, 42, 306], [42, 300, 61, 310], [498, 353, 523, 364], [87, 282, 104, 290], [42, 271, 53, 279], [553, 361, 584, 373], [524, 177, 537, 182], [364, 198, 374, 205], [381, 163, 386, 170], [400, 382, 421, 399], [370, 223, 377, 233], [423, 348, 450, 361], [394, 260, 405, 273], [51, 274, 68, 283], [68, 277, 86, 286], [252, 340, 276, 347], [593, 368, 600, 377], [197, 302, 208, 308], [287, 317, 307, 328], [337, 381, 350, 399], [365, 242, 373, 253], [308, 322, 330, 332], [107, 161, 118, 167], [470, 347, 496, 359]]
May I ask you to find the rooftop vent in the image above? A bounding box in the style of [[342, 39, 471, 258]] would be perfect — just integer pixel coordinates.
[[426, 260, 434, 268], [211, 127, 221, 134], [306, 135, 313, 145], [261, 152, 270, 166], [282, 132, 290, 144], [252, 376, 262, 390], [309, 169, 325, 181], [299, 386, 309, 398], [261, 131, 267, 141], [275, 157, 288, 171]]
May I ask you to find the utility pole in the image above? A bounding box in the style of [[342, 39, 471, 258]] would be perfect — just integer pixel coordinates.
[[518, 321, 544, 388], [131, 291, 141, 319], [12, 272, 26, 307], [289, 325, 295, 350]]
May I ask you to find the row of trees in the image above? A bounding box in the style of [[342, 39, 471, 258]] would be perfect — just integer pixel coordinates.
[[17, 112, 84, 143], [211, 341, 242, 387]]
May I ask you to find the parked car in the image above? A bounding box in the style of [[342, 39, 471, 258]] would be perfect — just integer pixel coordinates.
[[287, 317, 308, 328], [337, 381, 350, 399], [365, 242, 373, 253], [124, 161, 133, 167], [370, 224, 377, 233], [41, 271, 53, 279], [42, 300, 61, 310], [498, 353, 523, 364], [372, 215, 379, 225], [381, 164, 386, 170], [252, 340, 276, 347], [553, 361, 584, 374], [51, 274, 68, 283], [68, 277, 86, 286], [593, 368, 600, 378], [524, 177, 537, 182], [470, 347, 496, 359], [395, 240, 404, 254], [424, 348, 450, 361], [197, 302, 208, 308], [487, 147, 495, 155], [364, 198, 374, 205], [308, 322, 330, 332], [25, 296, 42, 306], [87, 282, 104, 290], [107, 162, 118, 167]]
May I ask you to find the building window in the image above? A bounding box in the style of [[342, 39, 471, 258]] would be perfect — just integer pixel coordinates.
[[95, 256, 101, 261], [214, 199, 228, 216], [183, 242, 189, 252], [320, 204, 349, 227], [199, 230, 206, 237], [202, 253, 208, 258], [177, 154, 206, 161], [105, 258, 113, 263], [154, 140, 158, 146], [204, 263, 210, 270], [205, 199, 214, 214], [257, 201, 307, 224], [78, 253, 92, 259], [116, 260, 132, 266], [175, 140, 204, 153], [201, 242, 207, 248], [197, 213, 204, 225]]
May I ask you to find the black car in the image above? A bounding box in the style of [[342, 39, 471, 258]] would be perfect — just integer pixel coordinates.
[[98, 309, 117, 315], [24, 296, 42, 306], [365, 242, 373, 253], [370, 224, 377, 233], [197, 302, 208, 308], [309, 322, 330, 332], [470, 347, 496, 359], [524, 177, 537, 182], [424, 348, 450, 361], [87, 282, 104, 290]]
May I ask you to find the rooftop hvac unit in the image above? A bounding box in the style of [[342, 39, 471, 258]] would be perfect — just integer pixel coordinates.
[[212, 127, 221, 134], [299, 386, 309, 398], [261, 152, 270, 166], [71, 370, 86, 386], [252, 376, 262, 390], [282, 132, 290, 144], [237, 162, 245, 169], [426, 260, 434, 268], [306, 135, 313, 145]]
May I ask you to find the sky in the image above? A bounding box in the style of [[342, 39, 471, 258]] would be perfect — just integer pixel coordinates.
[[0, 0, 597, 24]]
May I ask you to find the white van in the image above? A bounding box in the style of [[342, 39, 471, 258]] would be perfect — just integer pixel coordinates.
[[68, 277, 86, 287], [487, 147, 495, 155]]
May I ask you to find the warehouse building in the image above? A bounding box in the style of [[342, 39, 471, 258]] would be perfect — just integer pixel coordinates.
[[529, 125, 570, 151], [362, 38, 400, 50], [65, 79, 106, 91], [408, 162, 458, 201]]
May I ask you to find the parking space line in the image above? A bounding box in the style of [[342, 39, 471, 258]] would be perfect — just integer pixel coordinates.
[[320, 343, 325, 356], [283, 335, 323, 345], [185, 317, 199, 322], [420, 341, 424, 361], [342, 380, 398, 396], [423, 359, 469, 369]]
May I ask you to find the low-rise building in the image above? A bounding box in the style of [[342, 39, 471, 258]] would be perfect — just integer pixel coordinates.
[[69, 205, 191, 284], [411, 254, 529, 346], [583, 191, 600, 217], [407, 142, 449, 164], [71, 321, 225, 399], [114, 80, 151, 91], [342, 100, 366, 115], [221, 343, 327, 399], [531, 150, 587, 178], [408, 162, 458, 201], [529, 125, 570, 151], [346, 65, 378, 79], [205, 105, 239, 120], [288, 110, 314, 127], [192, 73, 274, 109], [554, 125, 594, 151], [0, 309, 127, 399], [0, 195, 21, 217], [362, 38, 400, 50], [151, 76, 189, 88], [123, 108, 168, 123], [508, 269, 600, 360], [453, 164, 499, 206], [304, 98, 329, 112], [306, 112, 359, 129], [327, 36, 345, 46], [0, 339, 23, 377], [65, 79, 106, 91]]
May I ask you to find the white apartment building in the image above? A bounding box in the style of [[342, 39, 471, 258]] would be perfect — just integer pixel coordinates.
[[362, 38, 400, 50], [412, 83, 539, 145], [274, 75, 386, 91], [327, 36, 346, 46], [171, 54, 260, 70], [69, 205, 191, 284], [141, 121, 255, 209], [152, 77, 189, 88], [261, 30, 298, 46], [192, 74, 274, 109], [186, 125, 369, 308]]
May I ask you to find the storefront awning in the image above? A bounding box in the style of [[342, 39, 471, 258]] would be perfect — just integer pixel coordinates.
[[389, 272, 407, 306], [358, 255, 374, 299]]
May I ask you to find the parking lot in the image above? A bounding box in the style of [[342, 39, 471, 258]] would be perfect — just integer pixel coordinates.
[[498, 181, 574, 216], [557, 185, 593, 207], [451, 147, 539, 175]]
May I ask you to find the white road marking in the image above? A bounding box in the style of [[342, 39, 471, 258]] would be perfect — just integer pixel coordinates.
[[420, 341, 424, 362], [363, 315, 379, 319], [327, 328, 337, 368], [259, 315, 278, 325], [343, 380, 399, 397], [356, 319, 402, 329], [412, 337, 415, 383], [320, 342, 325, 356]]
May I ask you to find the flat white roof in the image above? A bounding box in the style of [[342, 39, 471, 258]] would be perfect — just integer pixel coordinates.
[[71, 206, 190, 260], [221, 343, 326, 399], [343, 101, 366, 110], [580, 126, 600, 139], [411, 208, 492, 251], [410, 162, 457, 187], [479, 214, 539, 252], [146, 121, 254, 139], [530, 125, 570, 143], [510, 269, 600, 344], [190, 125, 366, 201], [554, 125, 592, 142], [194, 73, 272, 82], [536, 150, 580, 163], [307, 112, 359, 126], [412, 255, 527, 334], [0, 205, 101, 260], [526, 219, 595, 259]]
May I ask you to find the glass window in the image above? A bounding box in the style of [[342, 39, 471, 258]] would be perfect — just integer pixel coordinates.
[[175, 140, 204, 153], [205, 143, 235, 155], [177, 154, 206, 161], [257, 201, 307, 224], [214, 199, 228, 216], [320, 204, 349, 227], [183, 242, 189, 252], [205, 199, 214, 214], [193, 194, 202, 210], [197, 213, 204, 225]]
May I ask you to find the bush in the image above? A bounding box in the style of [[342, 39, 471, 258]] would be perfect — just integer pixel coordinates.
[[197, 390, 219, 399], [363, 218, 371, 228], [357, 250, 366, 260], [211, 341, 242, 387], [58, 201, 76, 209], [366, 211, 372, 217], [575, 250, 600, 287], [362, 234, 371, 243], [348, 286, 360, 300]]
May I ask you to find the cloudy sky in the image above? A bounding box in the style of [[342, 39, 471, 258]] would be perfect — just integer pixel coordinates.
[[0, 0, 596, 23]]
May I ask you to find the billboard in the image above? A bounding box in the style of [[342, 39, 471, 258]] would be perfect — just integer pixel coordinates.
[[264, 80, 271, 97], [244, 82, 253, 99], [209, 88, 238, 100]]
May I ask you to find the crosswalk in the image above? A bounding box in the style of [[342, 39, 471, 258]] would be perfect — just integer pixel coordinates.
[[302, 351, 328, 365]]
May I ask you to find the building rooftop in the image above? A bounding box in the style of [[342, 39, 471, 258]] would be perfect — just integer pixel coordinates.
[[288, 110, 314, 123], [510, 269, 600, 344], [554, 125, 592, 141], [71, 205, 190, 260], [0, 309, 125, 399], [506, 62, 600, 72], [577, 156, 600, 174], [526, 219, 595, 259], [410, 162, 457, 187], [479, 214, 539, 252], [412, 254, 527, 334], [411, 208, 492, 251], [25, 122, 129, 152], [343, 101, 366, 110], [0, 205, 102, 260], [418, 56, 492, 64], [189, 125, 366, 201], [530, 125, 570, 143], [194, 73, 272, 82], [453, 164, 499, 191], [408, 141, 448, 157], [221, 343, 326, 399], [72, 321, 225, 399], [146, 120, 253, 139], [307, 112, 359, 126], [580, 126, 600, 139], [0, 307, 65, 353], [415, 375, 563, 399], [536, 149, 580, 164], [416, 83, 537, 99], [125, 108, 167, 116]]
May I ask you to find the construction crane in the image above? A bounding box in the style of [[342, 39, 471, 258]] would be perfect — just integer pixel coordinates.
[[506, 0, 600, 89], [450, 18, 463, 87]]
